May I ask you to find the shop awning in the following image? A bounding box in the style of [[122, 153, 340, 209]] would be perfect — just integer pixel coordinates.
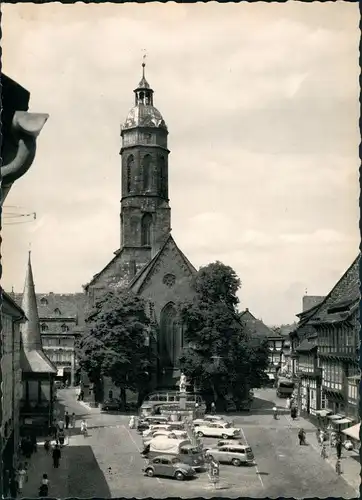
[[342, 423, 360, 441], [334, 418, 354, 425], [315, 410, 331, 418], [327, 414, 344, 420]]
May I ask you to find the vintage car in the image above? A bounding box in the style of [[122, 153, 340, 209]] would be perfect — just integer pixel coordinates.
[[100, 399, 122, 412], [143, 430, 188, 446], [143, 425, 172, 438], [196, 422, 241, 439], [205, 445, 254, 466], [143, 455, 197, 480], [142, 437, 205, 470], [137, 416, 170, 433], [217, 439, 244, 448], [193, 415, 232, 427]]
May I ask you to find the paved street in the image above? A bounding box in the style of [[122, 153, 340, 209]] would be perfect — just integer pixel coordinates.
[[22, 388, 359, 498]]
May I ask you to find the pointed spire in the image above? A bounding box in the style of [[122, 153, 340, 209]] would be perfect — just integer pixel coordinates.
[[137, 54, 151, 90], [21, 251, 42, 350]]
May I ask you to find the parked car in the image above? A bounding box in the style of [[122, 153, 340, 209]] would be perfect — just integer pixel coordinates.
[[144, 430, 188, 445], [137, 416, 170, 433], [143, 455, 196, 480], [101, 399, 122, 411], [143, 425, 173, 439], [196, 422, 241, 439], [193, 415, 232, 427], [205, 445, 254, 466], [217, 439, 244, 448]]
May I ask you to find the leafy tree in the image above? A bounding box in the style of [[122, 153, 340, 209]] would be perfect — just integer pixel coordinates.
[[179, 261, 269, 410], [76, 289, 155, 406]]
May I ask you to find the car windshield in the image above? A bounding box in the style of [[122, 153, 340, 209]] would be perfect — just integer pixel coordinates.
[[246, 447, 252, 452], [171, 457, 179, 464], [222, 423, 231, 428]]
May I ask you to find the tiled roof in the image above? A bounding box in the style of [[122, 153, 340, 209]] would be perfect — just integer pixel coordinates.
[[302, 295, 325, 313], [12, 292, 86, 325], [296, 339, 317, 353], [21, 349, 57, 374], [239, 310, 277, 339], [307, 256, 360, 324], [83, 249, 122, 290], [311, 299, 359, 326], [294, 255, 360, 335]]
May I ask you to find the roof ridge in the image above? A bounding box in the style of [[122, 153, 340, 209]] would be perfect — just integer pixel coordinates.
[[303, 255, 360, 323]]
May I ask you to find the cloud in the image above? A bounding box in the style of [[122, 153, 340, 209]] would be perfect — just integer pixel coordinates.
[[1, 2, 359, 325]]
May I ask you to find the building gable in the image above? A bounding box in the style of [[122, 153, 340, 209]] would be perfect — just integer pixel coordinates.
[[305, 256, 360, 324], [129, 235, 196, 320], [239, 309, 276, 339]]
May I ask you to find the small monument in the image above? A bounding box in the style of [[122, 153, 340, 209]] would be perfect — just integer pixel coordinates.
[[179, 372, 187, 393], [178, 372, 187, 410]]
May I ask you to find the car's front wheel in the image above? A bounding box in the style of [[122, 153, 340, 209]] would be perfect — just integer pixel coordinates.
[[145, 468, 154, 477], [197, 431, 204, 437], [175, 471, 185, 481], [231, 458, 241, 467], [222, 434, 229, 439]]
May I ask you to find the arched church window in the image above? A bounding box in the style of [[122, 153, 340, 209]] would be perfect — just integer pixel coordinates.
[[141, 213, 152, 246], [126, 155, 134, 193], [143, 154, 152, 191], [160, 303, 179, 367], [159, 156, 167, 198]]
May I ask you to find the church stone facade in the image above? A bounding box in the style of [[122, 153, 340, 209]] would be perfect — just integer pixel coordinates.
[[84, 64, 197, 389]]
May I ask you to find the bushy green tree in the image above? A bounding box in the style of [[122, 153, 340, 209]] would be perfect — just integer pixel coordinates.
[[179, 261, 269, 410], [76, 289, 154, 406]]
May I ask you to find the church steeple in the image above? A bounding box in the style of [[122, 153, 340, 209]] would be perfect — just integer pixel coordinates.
[[21, 251, 42, 350], [119, 63, 171, 255], [134, 60, 154, 106]]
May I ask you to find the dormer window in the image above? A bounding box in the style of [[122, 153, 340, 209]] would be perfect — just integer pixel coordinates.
[[40, 297, 48, 305], [61, 324, 69, 333], [41, 324, 48, 332], [54, 308, 61, 315]]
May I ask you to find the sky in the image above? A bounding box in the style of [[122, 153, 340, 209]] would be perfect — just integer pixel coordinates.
[[2, 2, 359, 326]]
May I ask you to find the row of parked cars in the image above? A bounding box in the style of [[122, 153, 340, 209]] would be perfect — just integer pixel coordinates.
[[136, 414, 255, 480]]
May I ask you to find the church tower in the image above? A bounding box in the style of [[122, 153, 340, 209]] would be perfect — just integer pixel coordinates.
[[120, 62, 171, 259]]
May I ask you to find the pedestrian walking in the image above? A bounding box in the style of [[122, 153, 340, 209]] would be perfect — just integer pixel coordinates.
[[58, 429, 65, 447], [79, 389, 84, 401], [3, 469, 10, 498], [210, 402, 216, 415], [17, 463, 27, 495], [298, 428, 306, 445], [316, 427, 321, 444], [71, 412, 76, 428], [273, 405, 278, 420], [9, 471, 18, 498], [44, 439, 51, 453], [57, 418, 64, 431], [80, 419, 88, 437], [31, 434, 38, 453], [39, 474, 49, 497], [290, 406, 297, 420], [286, 397, 291, 410], [336, 439, 342, 459], [52, 444, 61, 468], [65, 411, 70, 429]]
